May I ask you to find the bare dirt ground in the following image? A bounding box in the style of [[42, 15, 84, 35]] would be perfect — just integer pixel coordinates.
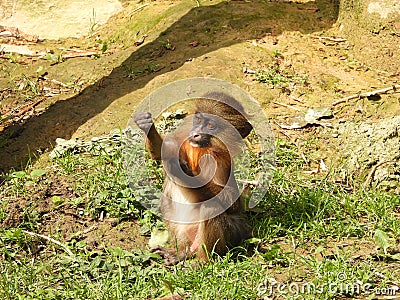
[[1, 0, 399, 250]]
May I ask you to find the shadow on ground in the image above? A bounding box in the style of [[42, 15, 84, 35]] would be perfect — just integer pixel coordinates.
[[0, 0, 339, 175]]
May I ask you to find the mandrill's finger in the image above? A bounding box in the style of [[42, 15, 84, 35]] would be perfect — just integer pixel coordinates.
[[134, 111, 152, 120]]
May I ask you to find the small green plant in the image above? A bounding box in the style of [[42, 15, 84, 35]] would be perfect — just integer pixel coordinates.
[[43, 52, 63, 64], [101, 42, 108, 53], [160, 40, 175, 50], [374, 229, 391, 255], [10, 73, 43, 99], [7, 169, 46, 191], [7, 53, 21, 64], [89, 8, 98, 34], [255, 51, 308, 88], [123, 63, 159, 79]]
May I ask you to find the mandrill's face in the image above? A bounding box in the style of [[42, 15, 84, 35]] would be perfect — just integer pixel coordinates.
[[188, 112, 222, 148]]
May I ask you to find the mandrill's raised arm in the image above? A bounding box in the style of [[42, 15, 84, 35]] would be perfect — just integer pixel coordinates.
[[133, 112, 163, 161]]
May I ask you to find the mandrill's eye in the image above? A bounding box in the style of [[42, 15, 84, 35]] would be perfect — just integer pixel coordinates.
[[195, 116, 201, 124], [207, 122, 215, 129]]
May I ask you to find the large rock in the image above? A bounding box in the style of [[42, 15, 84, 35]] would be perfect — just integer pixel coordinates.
[[338, 0, 400, 74], [0, 0, 123, 39], [333, 116, 400, 189]]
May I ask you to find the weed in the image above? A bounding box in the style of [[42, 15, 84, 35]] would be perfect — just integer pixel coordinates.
[[255, 50, 308, 88], [160, 39, 175, 50], [43, 52, 63, 64], [6, 53, 20, 64], [123, 62, 159, 79], [89, 8, 98, 34]]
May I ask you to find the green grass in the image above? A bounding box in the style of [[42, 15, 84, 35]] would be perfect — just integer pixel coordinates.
[[0, 139, 399, 299]]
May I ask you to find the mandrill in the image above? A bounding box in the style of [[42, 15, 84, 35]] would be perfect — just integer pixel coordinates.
[[134, 92, 253, 264]]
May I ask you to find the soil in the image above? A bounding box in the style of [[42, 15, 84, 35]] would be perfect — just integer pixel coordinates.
[[0, 0, 399, 251]]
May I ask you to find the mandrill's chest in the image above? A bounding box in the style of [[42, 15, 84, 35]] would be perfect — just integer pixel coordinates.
[[180, 141, 210, 173], [180, 141, 231, 175]]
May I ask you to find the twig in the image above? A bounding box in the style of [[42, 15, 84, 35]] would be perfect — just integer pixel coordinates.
[[289, 95, 305, 103], [128, 3, 149, 16], [273, 101, 305, 112], [42, 76, 69, 88], [332, 84, 400, 106], [15, 97, 44, 117], [363, 160, 396, 188], [82, 224, 97, 235], [313, 36, 347, 42], [153, 294, 184, 300], [65, 225, 98, 242], [22, 230, 74, 256], [237, 179, 261, 186], [61, 50, 101, 59], [279, 129, 291, 139], [2, 97, 45, 122], [0, 25, 39, 42], [273, 121, 292, 138]]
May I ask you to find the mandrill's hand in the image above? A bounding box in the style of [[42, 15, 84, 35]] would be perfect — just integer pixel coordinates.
[[164, 157, 193, 179], [162, 137, 193, 177], [134, 112, 154, 132]]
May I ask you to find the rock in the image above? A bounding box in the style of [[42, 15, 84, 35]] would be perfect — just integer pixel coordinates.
[[49, 128, 142, 158], [333, 116, 400, 187], [0, 0, 123, 40]]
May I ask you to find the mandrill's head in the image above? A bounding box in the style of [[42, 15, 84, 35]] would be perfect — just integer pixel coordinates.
[[188, 92, 253, 150]]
